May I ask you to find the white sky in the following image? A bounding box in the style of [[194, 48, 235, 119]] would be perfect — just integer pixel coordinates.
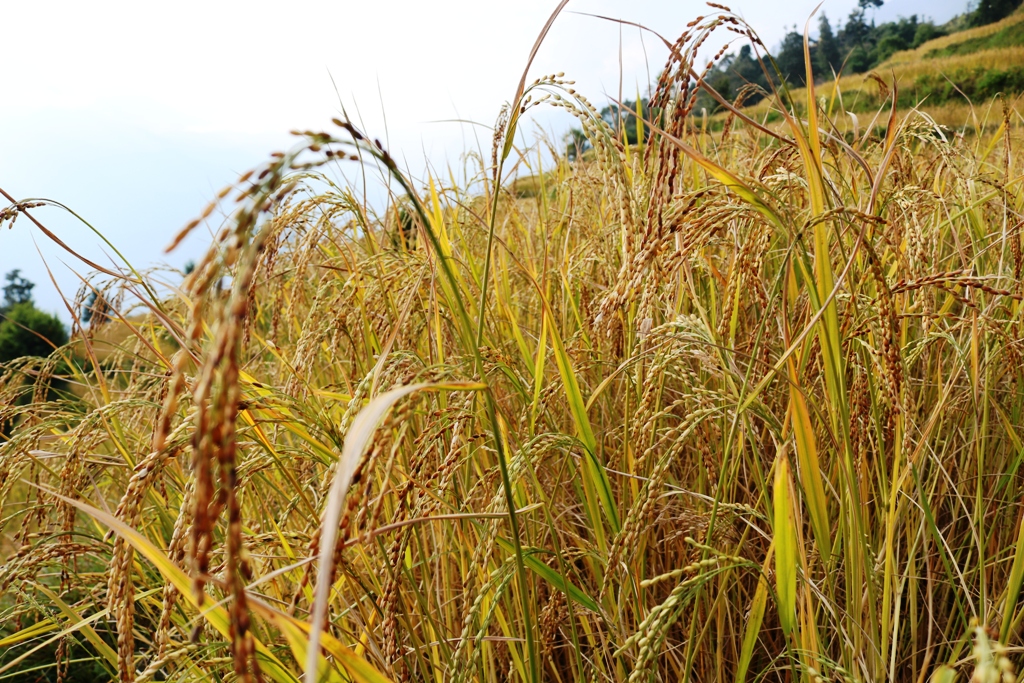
[[2, 0, 965, 319]]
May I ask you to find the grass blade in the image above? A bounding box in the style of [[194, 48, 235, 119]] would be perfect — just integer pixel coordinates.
[[307, 382, 484, 683], [30, 486, 301, 683], [735, 543, 775, 683], [774, 453, 798, 638]]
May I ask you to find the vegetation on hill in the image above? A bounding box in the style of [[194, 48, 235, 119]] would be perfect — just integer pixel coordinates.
[[0, 302, 68, 363], [2, 5, 1024, 683], [715, 0, 1022, 101], [0, 270, 68, 438], [0, 270, 68, 364], [569, 1, 1024, 158], [972, 0, 1024, 26], [929, 11, 1024, 56], [661, 5, 1024, 142], [692, 0, 954, 103], [857, 6, 1024, 110]]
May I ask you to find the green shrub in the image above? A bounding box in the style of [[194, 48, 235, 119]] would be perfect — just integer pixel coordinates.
[[911, 65, 1024, 104], [913, 22, 946, 47], [846, 45, 872, 73], [0, 302, 68, 363], [971, 0, 1024, 27], [874, 32, 909, 62]]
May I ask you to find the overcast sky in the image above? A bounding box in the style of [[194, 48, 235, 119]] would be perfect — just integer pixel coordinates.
[[3, 0, 967, 319]]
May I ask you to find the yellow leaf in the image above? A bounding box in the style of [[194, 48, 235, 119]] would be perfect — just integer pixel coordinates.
[[33, 486, 299, 683], [774, 454, 798, 637], [306, 382, 484, 683]]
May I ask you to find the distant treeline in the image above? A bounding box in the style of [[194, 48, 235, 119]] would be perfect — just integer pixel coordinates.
[[565, 0, 1023, 158], [705, 0, 1021, 95]]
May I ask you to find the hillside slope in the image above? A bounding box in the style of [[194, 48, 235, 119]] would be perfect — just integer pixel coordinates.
[[877, 6, 1024, 105], [724, 7, 1024, 131]]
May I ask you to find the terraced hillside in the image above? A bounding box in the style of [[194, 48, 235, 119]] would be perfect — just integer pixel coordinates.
[[726, 7, 1024, 132]]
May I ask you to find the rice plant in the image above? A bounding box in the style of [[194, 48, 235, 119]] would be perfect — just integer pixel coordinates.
[[2, 5, 1024, 682]]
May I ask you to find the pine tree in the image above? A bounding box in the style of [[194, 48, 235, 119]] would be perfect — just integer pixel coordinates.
[[774, 30, 808, 85], [2, 269, 34, 313], [816, 14, 842, 78]]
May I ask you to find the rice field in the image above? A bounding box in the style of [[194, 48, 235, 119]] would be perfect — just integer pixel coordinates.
[[2, 5, 1024, 683]]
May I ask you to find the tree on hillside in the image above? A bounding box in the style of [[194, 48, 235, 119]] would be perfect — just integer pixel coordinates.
[[0, 302, 68, 362], [873, 15, 914, 61], [841, 10, 870, 51], [565, 128, 589, 161], [774, 30, 809, 85], [841, 0, 883, 56], [971, 0, 1023, 26], [912, 21, 946, 47], [690, 45, 771, 113], [0, 271, 69, 437], [2, 269, 34, 313], [561, 0, 952, 146], [816, 14, 842, 77], [599, 99, 657, 145], [730, 45, 769, 86], [565, 99, 662, 160], [0, 269, 68, 363]]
